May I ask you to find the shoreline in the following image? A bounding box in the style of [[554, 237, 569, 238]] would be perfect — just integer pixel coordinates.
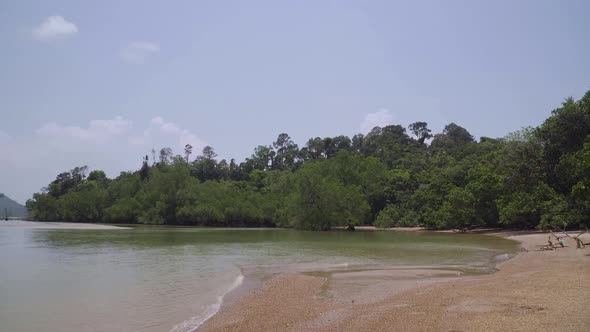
[[198, 230, 590, 331], [0, 219, 131, 229]]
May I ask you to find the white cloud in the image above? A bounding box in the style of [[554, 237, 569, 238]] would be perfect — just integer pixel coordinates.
[[34, 117, 204, 152], [1, 117, 207, 203], [36, 116, 133, 141], [360, 109, 396, 134], [32, 16, 78, 42], [134, 116, 206, 153], [121, 41, 160, 64]]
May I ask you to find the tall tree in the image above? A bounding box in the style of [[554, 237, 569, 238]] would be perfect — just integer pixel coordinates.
[[139, 155, 150, 181], [184, 144, 193, 163], [408, 122, 433, 144], [159, 147, 173, 164], [272, 133, 298, 170], [191, 146, 219, 181], [306, 137, 325, 160], [202, 146, 217, 160]]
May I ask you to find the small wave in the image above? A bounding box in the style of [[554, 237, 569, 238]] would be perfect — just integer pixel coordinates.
[[494, 253, 510, 262], [170, 272, 244, 332]]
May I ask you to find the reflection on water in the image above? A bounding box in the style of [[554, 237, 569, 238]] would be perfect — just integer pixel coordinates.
[[0, 221, 517, 332]]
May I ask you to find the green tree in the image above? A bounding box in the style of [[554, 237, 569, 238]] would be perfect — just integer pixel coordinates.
[[408, 122, 433, 144], [191, 146, 220, 181], [272, 133, 298, 170], [159, 147, 173, 164], [184, 144, 193, 162], [536, 97, 590, 194], [287, 163, 369, 230]]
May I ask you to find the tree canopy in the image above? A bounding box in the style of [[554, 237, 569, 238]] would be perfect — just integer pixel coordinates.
[[27, 91, 590, 230]]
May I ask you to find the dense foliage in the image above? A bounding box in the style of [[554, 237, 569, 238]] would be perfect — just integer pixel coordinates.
[[27, 91, 590, 230]]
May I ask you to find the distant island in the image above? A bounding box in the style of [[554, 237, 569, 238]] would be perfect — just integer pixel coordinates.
[[26, 91, 590, 231], [0, 193, 28, 218]]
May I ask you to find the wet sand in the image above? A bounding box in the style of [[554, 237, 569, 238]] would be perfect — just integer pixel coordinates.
[[199, 232, 590, 331]]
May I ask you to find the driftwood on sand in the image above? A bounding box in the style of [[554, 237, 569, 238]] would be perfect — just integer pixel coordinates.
[[562, 228, 589, 248], [538, 228, 589, 251]]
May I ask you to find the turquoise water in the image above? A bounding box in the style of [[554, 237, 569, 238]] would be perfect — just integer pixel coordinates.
[[0, 221, 517, 332]]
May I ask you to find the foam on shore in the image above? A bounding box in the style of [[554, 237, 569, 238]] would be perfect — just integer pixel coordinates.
[[170, 272, 245, 332]]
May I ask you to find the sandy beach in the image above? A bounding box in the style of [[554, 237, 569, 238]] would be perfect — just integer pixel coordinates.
[[200, 231, 590, 331]]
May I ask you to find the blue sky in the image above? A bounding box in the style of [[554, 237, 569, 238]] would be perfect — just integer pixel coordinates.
[[1, 0, 589, 203]]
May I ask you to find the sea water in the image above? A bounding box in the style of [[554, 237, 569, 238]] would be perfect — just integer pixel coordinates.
[[0, 221, 517, 332]]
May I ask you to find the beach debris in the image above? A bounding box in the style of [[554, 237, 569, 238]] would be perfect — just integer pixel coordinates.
[[538, 228, 589, 251], [538, 232, 565, 251], [559, 228, 589, 249]]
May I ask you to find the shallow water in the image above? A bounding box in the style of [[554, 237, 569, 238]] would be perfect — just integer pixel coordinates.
[[0, 220, 517, 332]]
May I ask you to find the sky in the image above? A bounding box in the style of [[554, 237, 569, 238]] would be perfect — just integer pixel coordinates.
[[1, 0, 589, 204]]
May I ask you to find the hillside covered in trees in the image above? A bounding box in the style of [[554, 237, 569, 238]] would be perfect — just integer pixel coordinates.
[[27, 91, 590, 230]]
